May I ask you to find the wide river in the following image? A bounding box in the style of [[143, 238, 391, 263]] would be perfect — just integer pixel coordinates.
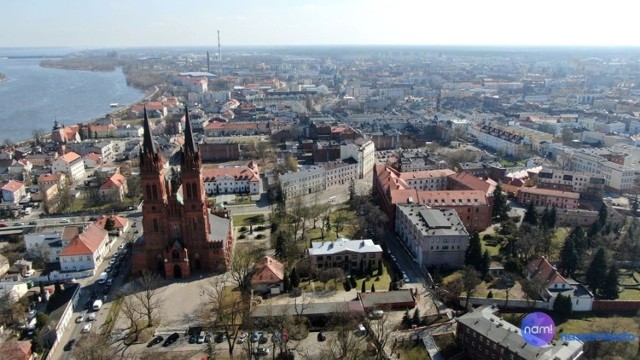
[[0, 53, 144, 143]]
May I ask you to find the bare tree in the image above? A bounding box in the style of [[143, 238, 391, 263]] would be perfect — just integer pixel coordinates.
[[118, 291, 146, 344], [255, 141, 272, 167], [367, 307, 395, 360], [320, 304, 368, 360], [230, 245, 261, 298], [28, 243, 51, 269], [333, 210, 350, 236], [72, 333, 112, 360], [462, 266, 481, 310], [32, 128, 46, 145], [201, 277, 247, 358], [131, 269, 164, 327]]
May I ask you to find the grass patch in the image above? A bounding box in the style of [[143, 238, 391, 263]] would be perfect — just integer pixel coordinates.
[[618, 288, 640, 300], [554, 314, 639, 340], [481, 237, 500, 257], [101, 296, 123, 335], [232, 214, 266, 226], [434, 333, 461, 359], [397, 343, 428, 360]]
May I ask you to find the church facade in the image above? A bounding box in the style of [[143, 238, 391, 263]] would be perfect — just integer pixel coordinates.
[[131, 108, 234, 278]]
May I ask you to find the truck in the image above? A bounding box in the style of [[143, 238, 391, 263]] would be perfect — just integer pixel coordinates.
[[97, 272, 108, 284], [92, 299, 103, 311]]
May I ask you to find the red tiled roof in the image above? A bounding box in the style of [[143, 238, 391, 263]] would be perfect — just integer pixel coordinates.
[[62, 226, 80, 242], [202, 167, 259, 182], [94, 215, 129, 230], [527, 257, 570, 287], [448, 172, 495, 195], [399, 169, 456, 180], [2, 180, 24, 192], [100, 173, 126, 190], [84, 153, 102, 161], [0, 341, 31, 360], [58, 151, 81, 164], [60, 224, 108, 256], [389, 189, 488, 206], [39, 173, 63, 183], [251, 256, 285, 285]]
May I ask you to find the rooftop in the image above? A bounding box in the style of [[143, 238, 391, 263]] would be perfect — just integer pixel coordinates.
[[308, 238, 382, 256]]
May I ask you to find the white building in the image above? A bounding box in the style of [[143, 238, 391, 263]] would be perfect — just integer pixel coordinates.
[[537, 168, 605, 193], [322, 159, 359, 188], [0, 281, 29, 303], [340, 138, 375, 179], [569, 150, 636, 191], [51, 151, 86, 183], [280, 166, 326, 198], [202, 162, 260, 195], [308, 237, 383, 272], [58, 224, 110, 272], [527, 257, 594, 312], [25, 230, 68, 264], [399, 169, 455, 191], [395, 204, 468, 268], [1, 180, 26, 204], [115, 124, 144, 138]]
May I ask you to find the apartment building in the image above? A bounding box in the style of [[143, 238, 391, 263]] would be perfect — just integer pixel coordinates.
[[457, 305, 583, 360], [279, 166, 326, 198], [569, 150, 635, 191], [395, 205, 468, 268], [469, 123, 552, 156], [51, 151, 86, 183], [517, 187, 580, 209], [340, 138, 375, 179], [399, 169, 456, 191], [322, 159, 359, 188], [59, 224, 110, 271], [308, 238, 382, 273], [536, 168, 605, 193]]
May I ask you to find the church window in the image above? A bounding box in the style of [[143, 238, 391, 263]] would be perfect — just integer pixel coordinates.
[[193, 218, 198, 230], [172, 250, 180, 260], [153, 219, 159, 232], [152, 185, 158, 200]]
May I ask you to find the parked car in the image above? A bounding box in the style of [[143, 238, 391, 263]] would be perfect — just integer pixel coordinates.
[[189, 333, 198, 344], [87, 312, 97, 321], [60, 218, 70, 224], [259, 333, 269, 344], [214, 332, 227, 343], [370, 310, 384, 319], [253, 347, 270, 357], [163, 332, 179, 347], [63, 339, 75, 351], [147, 336, 164, 348], [82, 323, 92, 333], [204, 332, 212, 343], [317, 332, 326, 342], [237, 332, 248, 343], [118, 244, 125, 250], [76, 312, 86, 323], [250, 331, 260, 343], [197, 331, 206, 344]]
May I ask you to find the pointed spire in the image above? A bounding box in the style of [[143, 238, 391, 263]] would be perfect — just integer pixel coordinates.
[[184, 106, 197, 154], [142, 106, 156, 154]]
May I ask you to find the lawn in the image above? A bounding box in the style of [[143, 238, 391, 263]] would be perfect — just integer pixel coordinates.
[[300, 261, 393, 293], [554, 315, 639, 341], [307, 205, 359, 241], [232, 214, 266, 226]]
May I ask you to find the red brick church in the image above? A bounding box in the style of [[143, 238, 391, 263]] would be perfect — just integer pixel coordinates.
[[131, 108, 234, 278]]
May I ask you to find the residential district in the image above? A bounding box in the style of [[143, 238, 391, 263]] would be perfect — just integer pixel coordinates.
[[1, 47, 640, 360]]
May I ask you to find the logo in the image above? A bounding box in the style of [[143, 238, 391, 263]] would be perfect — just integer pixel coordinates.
[[520, 312, 555, 347]]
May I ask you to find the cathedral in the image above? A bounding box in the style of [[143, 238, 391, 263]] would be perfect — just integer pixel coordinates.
[[131, 108, 234, 278]]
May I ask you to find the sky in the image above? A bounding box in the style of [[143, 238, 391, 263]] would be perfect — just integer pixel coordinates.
[[2, 0, 640, 49]]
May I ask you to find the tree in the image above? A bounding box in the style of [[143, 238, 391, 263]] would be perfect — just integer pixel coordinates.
[[126, 174, 141, 199], [602, 265, 619, 300], [283, 273, 290, 293], [481, 250, 491, 278], [462, 266, 481, 309], [201, 277, 247, 358], [72, 333, 112, 360], [522, 202, 538, 226], [553, 293, 572, 317], [132, 269, 164, 327], [558, 237, 579, 277], [290, 267, 300, 288], [367, 308, 394, 360], [321, 305, 367, 360], [487, 291, 493, 298], [586, 248, 608, 295], [465, 232, 483, 271], [285, 156, 298, 173], [521, 276, 546, 309], [492, 183, 509, 221], [28, 243, 51, 269], [229, 245, 260, 298], [118, 290, 146, 344], [348, 178, 356, 201], [598, 204, 608, 227], [567, 226, 587, 252], [104, 217, 115, 233], [361, 280, 366, 293], [370, 283, 376, 292], [412, 308, 421, 325], [402, 308, 411, 327], [548, 207, 557, 229]]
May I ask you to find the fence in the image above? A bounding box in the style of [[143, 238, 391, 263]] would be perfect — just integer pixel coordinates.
[[31, 269, 95, 284], [592, 300, 640, 312], [461, 297, 553, 310]]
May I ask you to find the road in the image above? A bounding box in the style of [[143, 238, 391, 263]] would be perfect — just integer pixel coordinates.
[[52, 216, 140, 360]]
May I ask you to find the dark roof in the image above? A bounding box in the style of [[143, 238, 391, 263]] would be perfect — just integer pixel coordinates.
[[358, 290, 415, 309], [251, 300, 364, 318]]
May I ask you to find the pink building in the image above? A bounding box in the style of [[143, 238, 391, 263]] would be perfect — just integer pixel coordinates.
[[516, 187, 579, 209]]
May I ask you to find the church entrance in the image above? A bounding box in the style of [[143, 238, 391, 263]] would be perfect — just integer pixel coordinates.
[[173, 264, 182, 279]]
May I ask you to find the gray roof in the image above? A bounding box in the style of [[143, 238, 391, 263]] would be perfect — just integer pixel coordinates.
[[251, 300, 364, 318], [397, 204, 468, 237], [358, 290, 415, 309], [308, 238, 382, 256], [208, 213, 231, 243], [457, 305, 583, 360]]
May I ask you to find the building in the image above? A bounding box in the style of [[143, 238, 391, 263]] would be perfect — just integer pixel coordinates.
[[132, 109, 234, 279], [98, 173, 128, 202], [0, 341, 32, 360], [94, 215, 130, 236], [51, 151, 86, 183], [536, 168, 605, 193], [395, 205, 468, 268], [308, 237, 383, 273], [251, 256, 285, 294], [2, 180, 26, 204], [569, 150, 635, 191], [456, 305, 583, 360], [516, 187, 580, 209], [399, 169, 456, 191], [24, 229, 74, 264], [83, 153, 103, 168], [340, 138, 375, 179], [526, 257, 594, 312], [469, 123, 552, 157], [199, 141, 241, 162], [279, 166, 326, 198], [38, 173, 66, 204], [0, 254, 9, 277], [58, 223, 110, 272], [202, 162, 260, 195], [321, 159, 359, 188]]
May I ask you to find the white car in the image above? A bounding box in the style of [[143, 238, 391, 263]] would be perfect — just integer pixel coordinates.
[[76, 312, 86, 323], [60, 218, 71, 224], [82, 323, 92, 333], [87, 312, 97, 321], [118, 244, 125, 250]]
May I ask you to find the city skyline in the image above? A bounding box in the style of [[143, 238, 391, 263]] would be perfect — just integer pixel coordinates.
[[3, 0, 640, 49]]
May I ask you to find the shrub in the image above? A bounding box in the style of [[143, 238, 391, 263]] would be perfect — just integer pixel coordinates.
[[256, 234, 265, 239], [344, 281, 352, 291], [256, 225, 266, 231], [239, 226, 248, 232], [238, 234, 246, 239], [487, 291, 493, 298]]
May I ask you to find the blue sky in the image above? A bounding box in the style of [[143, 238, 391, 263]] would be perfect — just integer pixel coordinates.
[[2, 0, 639, 48]]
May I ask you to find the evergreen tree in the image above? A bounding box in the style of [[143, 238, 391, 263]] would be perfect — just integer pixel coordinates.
[[492, 183, 509, 221], [344, 280, 352, 291], [371, 283, 376, 292], [487, 290, 493, 298], [523, 202, 539, 226], [412, 308, 421, 325], [348, 178, 356, 201], [378, 259, 384, 276], [553, 293, 573, 316], [548, 207, 557, 229], [598, 204, 608, 227], [104, 218, 115, 233], [465, 232, 483, 271], [290, 268, 300, 288], [481, 250, 491, 278], [602, 265, 620, 300], [283, 273, 290, 292], [559, 237, 579, 277], [541, 206, 550, 228], [567, 226, 586, 252], [586, 248, 608, 294], [361, 280, 367, 293], [402, 309, 411, 327]]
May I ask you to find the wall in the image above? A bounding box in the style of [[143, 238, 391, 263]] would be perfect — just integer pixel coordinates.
[[592, 300, 640, 312]]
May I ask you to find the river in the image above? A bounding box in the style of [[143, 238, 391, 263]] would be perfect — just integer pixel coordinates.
[[0, 51, 144, 143]]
